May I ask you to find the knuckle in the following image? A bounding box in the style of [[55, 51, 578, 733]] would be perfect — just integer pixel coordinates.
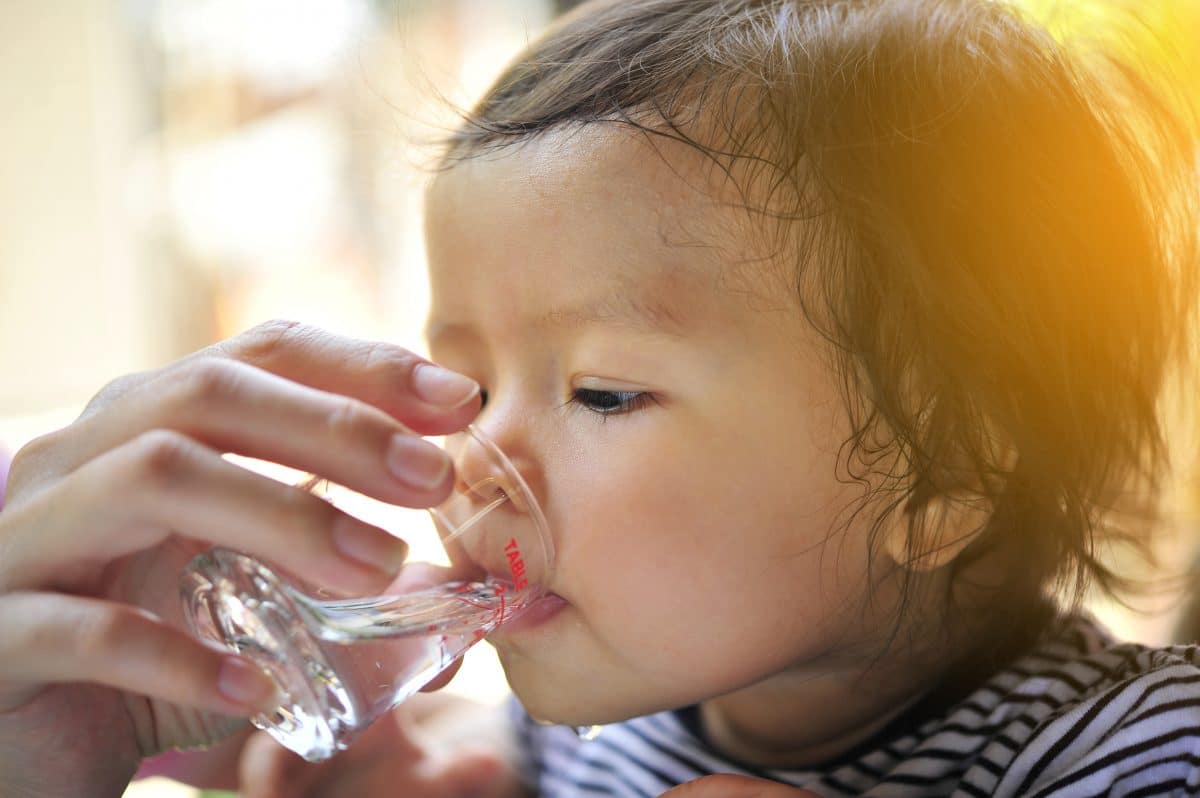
[[285, 483, 339, 532], [324, 396, 377, 442], [174, 359, 246, 405], [234, 319, 317, 363], [83, 372, 152, 416], [75, 606, 148, 658], [7, 429, 63, 487], [267, 486, 340, 554], [136, 617, 187, 667], [353, 340, 423, 382], [131, 429, 196, 484]]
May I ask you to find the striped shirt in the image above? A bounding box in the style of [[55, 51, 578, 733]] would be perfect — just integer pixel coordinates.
[[509, 613, 1200, 796]]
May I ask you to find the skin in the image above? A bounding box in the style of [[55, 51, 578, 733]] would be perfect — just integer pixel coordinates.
[[422, 126, 977, 768]]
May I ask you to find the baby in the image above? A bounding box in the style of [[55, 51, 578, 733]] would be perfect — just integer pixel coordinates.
[[2, 0, 1198, 796]]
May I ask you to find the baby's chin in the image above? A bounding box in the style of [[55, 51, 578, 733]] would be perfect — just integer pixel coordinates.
[[497, 649, 711, 728], [513, 687, 667, 728]]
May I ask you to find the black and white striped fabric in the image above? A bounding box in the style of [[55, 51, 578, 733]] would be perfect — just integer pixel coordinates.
[[509, 613, 1200, 796]]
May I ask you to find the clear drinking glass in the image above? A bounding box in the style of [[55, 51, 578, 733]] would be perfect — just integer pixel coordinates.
[[180, 424, 553, 761]]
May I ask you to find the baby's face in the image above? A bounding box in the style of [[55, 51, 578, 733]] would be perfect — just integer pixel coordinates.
[[424, 127, 894, 725]]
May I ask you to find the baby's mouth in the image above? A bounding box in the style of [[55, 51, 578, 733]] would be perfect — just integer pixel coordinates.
[[500, 591, 570, 632]]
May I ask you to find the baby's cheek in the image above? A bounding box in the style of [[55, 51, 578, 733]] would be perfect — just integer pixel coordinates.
[[567, 481, 738, 634]]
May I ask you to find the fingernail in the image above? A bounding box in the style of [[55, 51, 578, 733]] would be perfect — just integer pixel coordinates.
[[412, 364, 480, 408], [333, 515, 409, 574], [387, 434, 451, 491], [218, 657, 277, 709]]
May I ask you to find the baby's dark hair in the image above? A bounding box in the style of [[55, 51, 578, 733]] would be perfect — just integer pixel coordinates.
[[437, 0, 1198, 634]]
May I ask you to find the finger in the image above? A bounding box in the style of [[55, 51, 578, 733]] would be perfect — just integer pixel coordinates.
[[0, 592, 278, 718], [9, 321, 479, 502], [425, 748, 506, 797], [239, 731, 320, 798], [76, 322, 481, 435], [43, 357, 457, 508], [208, 320, 482, 434], [0, 431, 409, 596], [659, 775, 820, 798], [419, 657, 466, 693]]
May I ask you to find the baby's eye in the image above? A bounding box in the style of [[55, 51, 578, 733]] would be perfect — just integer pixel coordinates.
[[571, 388, 653, 417]]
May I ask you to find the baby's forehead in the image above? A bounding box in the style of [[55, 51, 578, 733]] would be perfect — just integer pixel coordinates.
[[433, 125, 743, 230], [424, 127, 818, 360], [426, 125, 784, 300]]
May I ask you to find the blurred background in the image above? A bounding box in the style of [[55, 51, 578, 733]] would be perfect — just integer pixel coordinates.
[[0, 1, 1197, 796]]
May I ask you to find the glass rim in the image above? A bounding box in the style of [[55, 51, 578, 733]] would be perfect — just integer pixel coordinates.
[[453, 423, 556, 587]]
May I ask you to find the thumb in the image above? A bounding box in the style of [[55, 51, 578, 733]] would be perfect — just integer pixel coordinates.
[[659, 774, 820, 798]]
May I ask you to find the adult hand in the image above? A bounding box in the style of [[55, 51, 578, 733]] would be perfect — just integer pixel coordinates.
[[0, 441, 10, 511], [0, 321, 481, 797], [660, 774, 821, 798]]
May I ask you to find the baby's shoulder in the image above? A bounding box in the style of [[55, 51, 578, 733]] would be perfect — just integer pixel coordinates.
[[985, 623, 1200, 797]]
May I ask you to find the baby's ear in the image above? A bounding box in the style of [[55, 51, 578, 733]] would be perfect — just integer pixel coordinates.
[[882, 492, 993, 572]]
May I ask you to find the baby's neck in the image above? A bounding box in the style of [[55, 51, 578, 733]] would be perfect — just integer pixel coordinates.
[[697, 664, 935, 769], [696, 598, 1054, 769]]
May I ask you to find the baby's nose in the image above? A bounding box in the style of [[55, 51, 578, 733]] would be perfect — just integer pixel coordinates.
[[450, 426, 531, 515]]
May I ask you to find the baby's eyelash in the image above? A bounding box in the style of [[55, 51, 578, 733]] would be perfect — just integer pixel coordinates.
[[477, 387, 657, 421], [565, 388, 657, 420]]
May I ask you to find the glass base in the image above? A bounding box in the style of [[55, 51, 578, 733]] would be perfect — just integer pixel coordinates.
[[181, 549, 357, 761]]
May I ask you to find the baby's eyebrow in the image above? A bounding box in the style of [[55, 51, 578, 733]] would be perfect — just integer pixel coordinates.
[[534, 288, 691, 337], [424, 283, 699, 346]]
